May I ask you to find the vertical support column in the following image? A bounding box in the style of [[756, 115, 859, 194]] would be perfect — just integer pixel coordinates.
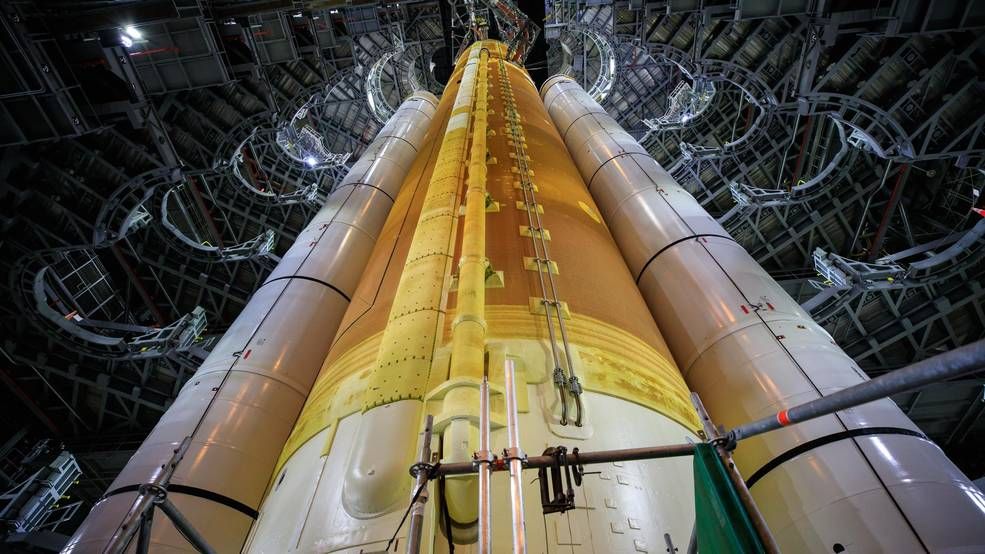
[[504, 359, 527, 554], [449, 46, 490, 381], [476, 376, 492, 554], [406, 416, 434, 554], [540, 75, 985, 552]]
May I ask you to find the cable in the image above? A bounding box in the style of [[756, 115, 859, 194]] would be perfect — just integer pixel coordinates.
[[383, 461, 441, 552], [384, 482, 427, 552], [438, 476, 455, 553]]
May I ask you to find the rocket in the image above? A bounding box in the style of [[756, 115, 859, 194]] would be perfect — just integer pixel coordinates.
[[67, 40, 985, 553]]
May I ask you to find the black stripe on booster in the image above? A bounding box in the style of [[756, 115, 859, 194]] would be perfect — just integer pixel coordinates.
[[745, 427, 929, 488], [103, 484, 260, 519]]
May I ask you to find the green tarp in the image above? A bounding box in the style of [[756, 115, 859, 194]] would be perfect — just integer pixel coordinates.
[[692, 443, 765, 553]]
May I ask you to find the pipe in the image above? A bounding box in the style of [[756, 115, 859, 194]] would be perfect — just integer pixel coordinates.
[[104, 437, 191, 554], [135, 513, 152, 554], [504, 359, 527, 554], [790, 115, 814, 188], [156, 498, 216, 554], [449, 47, 489, 381], [774, 113, 801, 189], [733, 337, 985, 441], [849, 160, 892, 254], [692, 394, 779, 554], [103, 491, 156, 554], [443, 45, 490, 525], [663, 533, 677, 553], [495, 57, 580, 426], [867, 163, 910, 261], [476, 376, 492, 554], [434, 442, 697, 476], [406, 415, 434, 554]]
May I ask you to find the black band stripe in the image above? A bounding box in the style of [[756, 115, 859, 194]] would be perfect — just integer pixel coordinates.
[[336, 180, 397, 203], [634, 234, 735, 283], [745, 427, 929, 488], [383, 134, 420, 155], [560, 110, 605, 141], [261, 275, 351, 302], [103, 484, 259, 519]]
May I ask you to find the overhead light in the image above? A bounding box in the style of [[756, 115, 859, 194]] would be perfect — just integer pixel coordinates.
[[120, 34, 134, 48], [304, 156, 318, 167], [124, 25, 142, 39]]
